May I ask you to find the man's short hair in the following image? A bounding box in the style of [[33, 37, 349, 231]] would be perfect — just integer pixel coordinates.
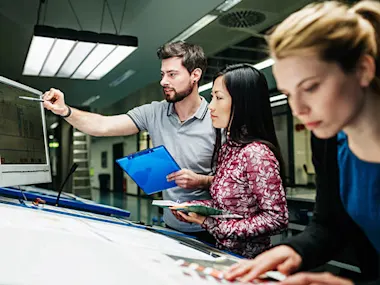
[[157, 41, 207, 80]]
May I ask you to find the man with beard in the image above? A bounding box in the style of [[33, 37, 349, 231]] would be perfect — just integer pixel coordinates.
[[42, 42, 216, 243]]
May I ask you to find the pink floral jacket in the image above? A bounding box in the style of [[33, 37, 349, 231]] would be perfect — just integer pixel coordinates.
[[190, 140, 288, 258]]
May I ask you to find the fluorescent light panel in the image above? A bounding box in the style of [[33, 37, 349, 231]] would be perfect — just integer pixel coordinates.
[[81, 95, 100, 106], [23, 25, 138, 80], [40, 39, 75, 76], [171, 14, 218, 42], [50, 122, 59, 129], [199, 81, 213, 93], [270, 94, 287, 102], [72, 44, 115, 79], [57, 42, 96, 78], [89, 46, 137, 80], [216, 0, 242, 12], [254, 58, 274, 70], [74, 132, 86, 137], [109, 69, 136, 87], [270, 99, 288, 108], [199, 58, 275, 93], [23, 37, 54, 76]]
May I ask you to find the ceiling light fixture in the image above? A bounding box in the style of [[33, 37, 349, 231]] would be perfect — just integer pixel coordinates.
[[199, 82, 213, 93], [109, 69, 136, 87], [171, 14, 218, 42], [81, 95, 101, 106], [253, 58, 274, 70], [269, 94, 287, 102], [50, 122, 59, 129], [23, 25, 138, 80], [270, 99, 288, 108], [215, 0, 242, 12], [199, 58, 275, 93]]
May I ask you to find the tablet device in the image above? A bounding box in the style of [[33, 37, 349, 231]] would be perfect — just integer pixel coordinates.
[[116, 145, 181, 195]]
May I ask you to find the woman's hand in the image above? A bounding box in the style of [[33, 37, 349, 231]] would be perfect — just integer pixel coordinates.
[[225, 245, 302, 282], [170, 207, 206, 225], [279, 272, 354, 285], [170, 209, 189, 223]]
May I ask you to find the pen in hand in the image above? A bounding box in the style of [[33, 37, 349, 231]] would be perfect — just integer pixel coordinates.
[[19, 96, 45, 102]]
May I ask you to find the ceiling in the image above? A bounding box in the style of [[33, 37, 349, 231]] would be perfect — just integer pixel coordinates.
[[0, 0, 313, 113], [191, 0, 312, 87], [101, 0, 314, 115], [0, 0, 225, 106]]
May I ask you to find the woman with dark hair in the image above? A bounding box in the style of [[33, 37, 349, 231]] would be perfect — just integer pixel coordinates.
[[171, 64, 288, 258]]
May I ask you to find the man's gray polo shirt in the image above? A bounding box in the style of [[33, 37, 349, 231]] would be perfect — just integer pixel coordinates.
[[127, 97, 215, 232]]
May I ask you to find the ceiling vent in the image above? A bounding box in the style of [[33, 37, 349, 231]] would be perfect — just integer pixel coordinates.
[[219, 10, 266, 28]]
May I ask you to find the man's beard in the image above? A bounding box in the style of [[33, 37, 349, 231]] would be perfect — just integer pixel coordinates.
[[163, 82, 194, 103]]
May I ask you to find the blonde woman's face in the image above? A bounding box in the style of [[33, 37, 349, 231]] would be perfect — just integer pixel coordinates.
[[273, 54, 365, 139]]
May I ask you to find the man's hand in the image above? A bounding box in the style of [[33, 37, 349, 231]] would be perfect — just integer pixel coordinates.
[[279, 272, 354, 285], [224, 245, 302, 282], [167, 169, 204, 189], [42, 88, 69, 116]]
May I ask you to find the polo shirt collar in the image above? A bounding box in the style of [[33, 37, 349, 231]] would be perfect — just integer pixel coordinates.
[[167, 96, 208, 120]]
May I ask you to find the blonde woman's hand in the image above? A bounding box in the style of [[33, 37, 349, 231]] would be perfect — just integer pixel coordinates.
[[224, 245, 302, 283], [279, 272, 354, 285]]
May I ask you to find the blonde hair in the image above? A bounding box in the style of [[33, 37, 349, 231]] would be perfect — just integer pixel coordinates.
[[269, 0, 380, 92]]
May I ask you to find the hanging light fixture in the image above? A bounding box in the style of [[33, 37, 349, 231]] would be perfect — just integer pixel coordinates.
[[23, 25, 137, 80], [23, 0, 137, 80]]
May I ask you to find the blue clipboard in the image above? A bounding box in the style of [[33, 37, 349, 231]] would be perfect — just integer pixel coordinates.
[[116, 145, 181, 195]]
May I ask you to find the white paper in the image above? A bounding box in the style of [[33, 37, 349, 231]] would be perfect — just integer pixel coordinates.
[[152, 200, 179, 207]]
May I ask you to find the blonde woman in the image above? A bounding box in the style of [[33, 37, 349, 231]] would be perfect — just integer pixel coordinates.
[[225, 1, 380, 284]]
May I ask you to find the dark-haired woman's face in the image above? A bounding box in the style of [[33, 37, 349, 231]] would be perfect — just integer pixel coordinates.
[[208, 76, 232, 129]]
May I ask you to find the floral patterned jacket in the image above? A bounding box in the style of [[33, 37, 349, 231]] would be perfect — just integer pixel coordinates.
[[189, 140, 288, 258]]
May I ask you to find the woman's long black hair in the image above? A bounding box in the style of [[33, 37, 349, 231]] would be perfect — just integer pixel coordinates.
[[211, 63, 285, 182]]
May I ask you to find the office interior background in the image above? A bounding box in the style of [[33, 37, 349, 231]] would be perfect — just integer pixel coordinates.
[[1, 0, 368, 277], [1, 0, 361, 244]]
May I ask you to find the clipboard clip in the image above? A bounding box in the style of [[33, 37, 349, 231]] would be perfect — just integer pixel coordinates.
[[129, 148, 154, 159]]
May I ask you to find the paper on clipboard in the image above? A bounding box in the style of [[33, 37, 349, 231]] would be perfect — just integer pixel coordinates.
[[116, 145, 181, 195]]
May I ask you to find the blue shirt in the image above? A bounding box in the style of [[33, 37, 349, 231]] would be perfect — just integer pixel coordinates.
[[338, 132, 380, 253]]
